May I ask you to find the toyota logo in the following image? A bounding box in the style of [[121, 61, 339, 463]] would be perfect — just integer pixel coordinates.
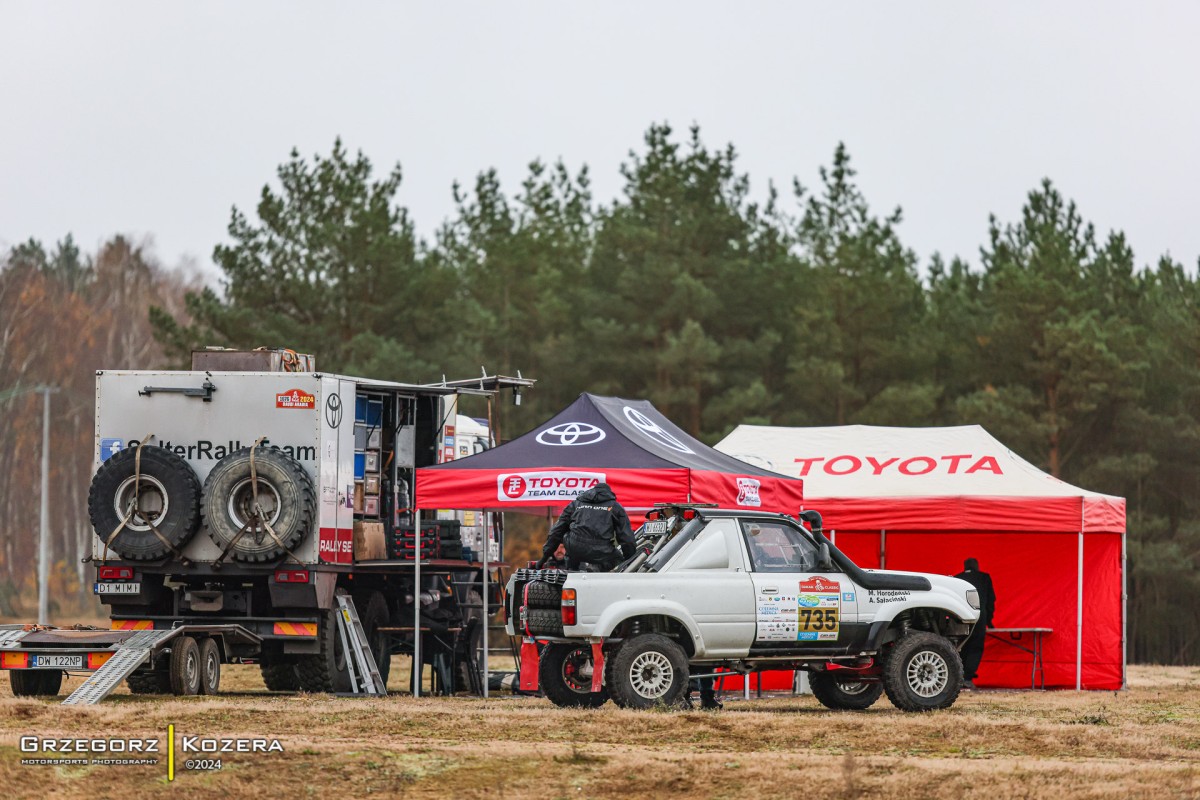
[[622, 406, 694, 453], [325, 393, 343, 429], [536, 422, 607, 446]]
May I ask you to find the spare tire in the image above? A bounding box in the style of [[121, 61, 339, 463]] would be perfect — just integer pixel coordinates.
[[88, 445, 201, 560], [202, 446, 315, 562]]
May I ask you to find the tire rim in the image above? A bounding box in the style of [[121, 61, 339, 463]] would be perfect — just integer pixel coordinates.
[[628, 651, 673, 699], [186, 650, 199, 690], [561, 648, 594, 694], [205, 649, 219, 690], [906, 650, 949, 697], [227, 477, 282, 529], [838, 681, 871, 696], [114, 475, 169, 532]]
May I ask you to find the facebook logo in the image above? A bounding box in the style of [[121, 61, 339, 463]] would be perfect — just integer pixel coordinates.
[[100, 438, 124, 461]]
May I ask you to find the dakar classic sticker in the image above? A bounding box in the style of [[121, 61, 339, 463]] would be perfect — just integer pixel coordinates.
[[496, 471, 607, 502], [276, 388, 316, 409], [796, 577, 841, 641]]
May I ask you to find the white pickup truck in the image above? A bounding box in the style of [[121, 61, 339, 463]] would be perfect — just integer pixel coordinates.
[[506, 506, 981, 712]]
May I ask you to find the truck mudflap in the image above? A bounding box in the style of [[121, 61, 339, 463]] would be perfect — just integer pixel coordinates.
[[520, 639, 540, 691], [590, 641, 604, 693]]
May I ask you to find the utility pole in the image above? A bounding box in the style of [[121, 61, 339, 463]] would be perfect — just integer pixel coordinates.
[[38, 387, 58, 625]]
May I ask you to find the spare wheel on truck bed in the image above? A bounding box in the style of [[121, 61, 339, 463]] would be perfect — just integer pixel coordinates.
[[201, 446, 315, 562]]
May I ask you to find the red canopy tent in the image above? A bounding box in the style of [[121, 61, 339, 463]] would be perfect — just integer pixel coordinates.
[[415, 393, 804, 515], [716, 424, 1126, 690]]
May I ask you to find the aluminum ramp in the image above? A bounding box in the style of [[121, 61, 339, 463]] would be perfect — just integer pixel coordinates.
[[335, 594, 387, 696], [61, 629, 180, 705]]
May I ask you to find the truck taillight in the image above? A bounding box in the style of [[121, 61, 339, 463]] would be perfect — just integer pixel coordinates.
[[98, 567, 133, 580], [274, 569, 310, 583], [1, 651, 28, 669], [561, 588, 577, 626]]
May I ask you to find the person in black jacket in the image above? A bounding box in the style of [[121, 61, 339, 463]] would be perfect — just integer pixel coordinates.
[[542, 483, 635, 571], [955, 557, 997, 689]]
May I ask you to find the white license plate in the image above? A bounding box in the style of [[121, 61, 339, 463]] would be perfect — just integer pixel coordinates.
[[32, 654, 83, 668], [94, 582, 140, 595], [641, 520, 668, 534]]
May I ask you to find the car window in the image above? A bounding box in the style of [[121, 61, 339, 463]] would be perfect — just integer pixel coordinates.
[[672, 519, 735, 570], [740, 520, 818, 573]]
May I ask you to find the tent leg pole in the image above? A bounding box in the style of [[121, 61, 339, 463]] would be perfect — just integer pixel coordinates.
[[1076, 530, 1083, 691], [414, 507, 421, 698], [482, 512, 489, 698], [1121, 530, 1127, 690]]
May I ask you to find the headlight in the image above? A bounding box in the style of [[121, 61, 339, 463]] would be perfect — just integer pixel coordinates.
[[965, 589, 980, 610]]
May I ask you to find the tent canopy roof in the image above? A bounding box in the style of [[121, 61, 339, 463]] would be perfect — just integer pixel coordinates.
[[430, 393, 788, 476], [716, 424, 1125, 532]]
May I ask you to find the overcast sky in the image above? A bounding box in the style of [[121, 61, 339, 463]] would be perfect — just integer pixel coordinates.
[[2, 2, 1197, 281]]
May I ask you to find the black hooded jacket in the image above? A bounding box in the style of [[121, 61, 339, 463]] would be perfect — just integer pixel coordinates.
[[542, 483, 635, 564]]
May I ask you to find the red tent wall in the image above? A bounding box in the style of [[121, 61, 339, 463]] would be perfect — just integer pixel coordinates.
[[831, 530, 1123, 690]]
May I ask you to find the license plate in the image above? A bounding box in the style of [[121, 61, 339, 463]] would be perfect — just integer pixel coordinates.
[[641, 520, 668, 534], [32, 654, 83, 668], [94, 582, 140, 595]]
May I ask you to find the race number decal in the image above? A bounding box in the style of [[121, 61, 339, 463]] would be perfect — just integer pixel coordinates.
[[796, 577, 841, 641]]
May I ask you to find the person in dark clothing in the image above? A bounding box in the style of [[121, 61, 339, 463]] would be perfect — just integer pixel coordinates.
[[542, 483, 636, 571], [955, 557, 997, 688]]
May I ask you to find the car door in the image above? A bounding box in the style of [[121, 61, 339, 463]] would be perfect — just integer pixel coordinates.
[[740, 518, 859, 653]]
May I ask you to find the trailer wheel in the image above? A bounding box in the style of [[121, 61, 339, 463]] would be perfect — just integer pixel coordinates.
[[809, 673, 883, 710], [199, 638, 221, 695], [127, 670, 171, 694], [260, 662, 301, 692], [201, 446, 315, 562], [524, 581, 561, 609], [169, 636, 202, 696], [608, 634, 689, 710], [296, 597, 352, 693], [539, 643, 608, 708], [355, 591, 391, 688], [88, 446, 202, 560], [10, 669, 63, 697], [881, 631, 963, 712]]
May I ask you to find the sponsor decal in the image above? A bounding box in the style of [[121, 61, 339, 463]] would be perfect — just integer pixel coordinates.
[[497, 471, 606, 502], [796, 577, 841, 640], [843, 592, 856, 602], [276, 389, 316, 409], [324, 392, 343, 428], [798, 594, 821, 608], [736, 477, 762, 507], [100, 438, 124, 461], [535, 422, 607, 446], [128, 439, 316, 462], [622, 406, 694, 454], [799, 576, 840, 594], [792, 454, 1004, 477]]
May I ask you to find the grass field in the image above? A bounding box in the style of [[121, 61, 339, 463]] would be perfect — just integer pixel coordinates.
[[1, 662, 1197, 799]]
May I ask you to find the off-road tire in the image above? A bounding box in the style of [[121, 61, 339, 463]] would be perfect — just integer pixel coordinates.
[[524, 581, 561, 609], [88, 445, 202, 560], [539, 643, 608, 708], [201, 446, 315, 562], [355, 590, 391, 689], [882, 631, 963, 712], [608, 633, 689, 710], [10, 669, 63, 697], [296, 599, 352, 693], [260, 661, 301, 691], [524, 608, 563, 637], [809, 672, 883, 710], [169, 636, 202, 696], [199, 638, 221, 695], [127, 670, 172, 694]]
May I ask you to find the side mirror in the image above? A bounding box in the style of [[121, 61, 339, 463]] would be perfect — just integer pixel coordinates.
[[817, 542, 834, 572]]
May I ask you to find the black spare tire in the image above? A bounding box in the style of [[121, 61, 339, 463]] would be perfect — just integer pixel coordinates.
[[202, 446, 315, 562], [88, 445, 201, 560]]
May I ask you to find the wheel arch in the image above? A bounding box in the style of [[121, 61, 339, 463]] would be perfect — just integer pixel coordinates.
[[599, 609, 699, 659]]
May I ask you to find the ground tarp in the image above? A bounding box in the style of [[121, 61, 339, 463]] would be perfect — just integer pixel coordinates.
[[716, 424, 1126, 690]]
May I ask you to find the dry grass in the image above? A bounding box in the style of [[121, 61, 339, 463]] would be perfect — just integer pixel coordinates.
[[0, 664, 1198, 799]]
